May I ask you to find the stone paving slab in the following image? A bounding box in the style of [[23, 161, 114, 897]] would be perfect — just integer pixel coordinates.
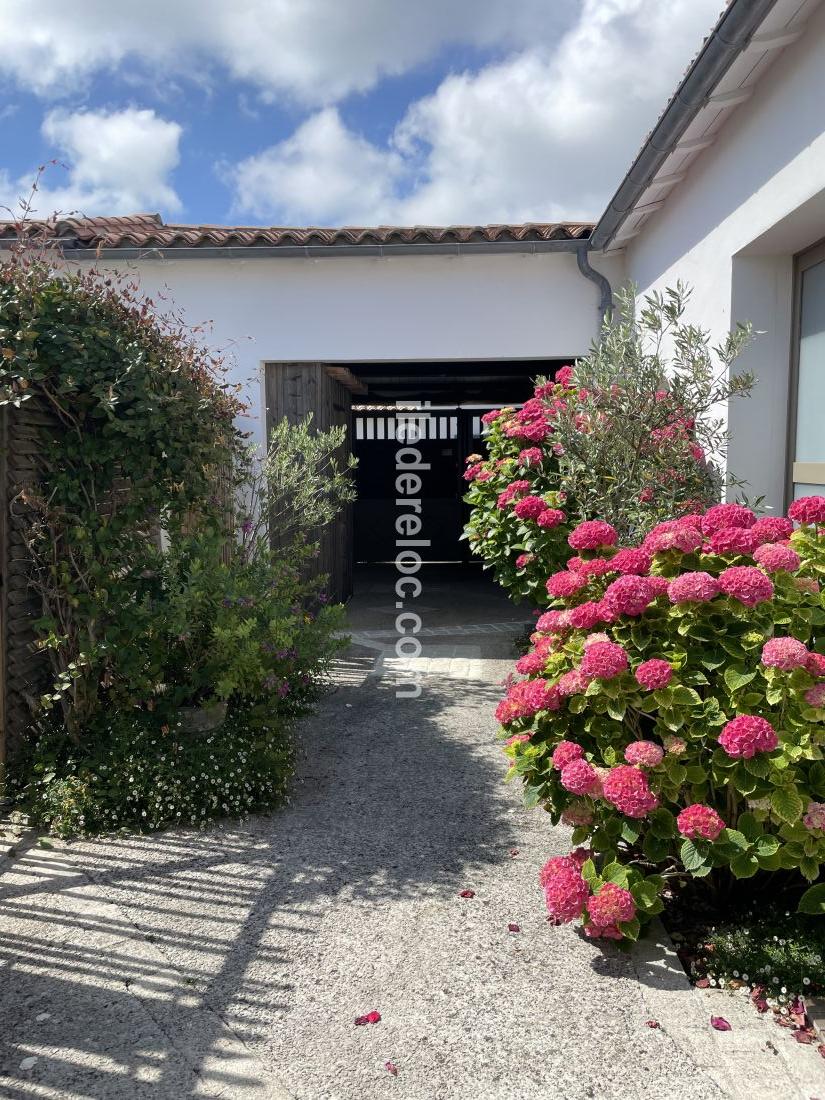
[[1, 633, 821, 1097]]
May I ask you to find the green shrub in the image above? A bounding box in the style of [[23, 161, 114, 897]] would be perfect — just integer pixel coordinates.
[[134, 532, 346, 715], [21, 704, 295, 836], [499, 498, 825, 942]]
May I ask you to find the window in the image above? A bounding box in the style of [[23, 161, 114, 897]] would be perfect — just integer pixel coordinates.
[[788, 241, 825, 504]]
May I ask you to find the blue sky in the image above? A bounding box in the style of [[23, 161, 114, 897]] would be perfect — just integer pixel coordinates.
[[0, 0, 722, 227]]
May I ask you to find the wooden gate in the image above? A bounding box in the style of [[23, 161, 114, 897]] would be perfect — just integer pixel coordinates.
[[0, 399, 56, 774], [352, 407, 487, 563], [264, 363, 362, 603]]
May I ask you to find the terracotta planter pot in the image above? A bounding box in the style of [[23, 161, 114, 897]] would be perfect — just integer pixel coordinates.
[[176, 700, 228, 736]]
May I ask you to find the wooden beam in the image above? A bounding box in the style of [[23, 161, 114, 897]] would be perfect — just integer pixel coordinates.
[[325, 366, 368, 395]]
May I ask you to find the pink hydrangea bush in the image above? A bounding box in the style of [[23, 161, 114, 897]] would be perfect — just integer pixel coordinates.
[[500, 498, 825, 940], [463, 355, 723, 603]]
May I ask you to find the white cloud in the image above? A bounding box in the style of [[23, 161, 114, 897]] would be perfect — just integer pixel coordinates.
[[0, 108, 182, 219], [230, 0, 723, 225], [0, 0, 575, 105], [229, 108, 402, 224]]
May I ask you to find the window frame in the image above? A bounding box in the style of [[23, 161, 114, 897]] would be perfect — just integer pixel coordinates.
[[785, 237, 825, 508]]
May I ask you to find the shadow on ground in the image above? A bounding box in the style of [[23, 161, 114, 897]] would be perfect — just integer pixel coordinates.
[[0, 649, 519, 1097]]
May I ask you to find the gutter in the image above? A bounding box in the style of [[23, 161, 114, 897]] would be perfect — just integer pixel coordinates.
[[3, 232, 613, 321], [590, 0, 779, 252], [48, 238, 590, 260]]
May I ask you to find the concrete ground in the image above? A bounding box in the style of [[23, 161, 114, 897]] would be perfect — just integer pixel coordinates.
[[1, 566, 822, 1098]]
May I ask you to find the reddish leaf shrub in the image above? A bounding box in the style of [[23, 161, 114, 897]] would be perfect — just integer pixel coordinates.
[[499, 499, 825, 941]]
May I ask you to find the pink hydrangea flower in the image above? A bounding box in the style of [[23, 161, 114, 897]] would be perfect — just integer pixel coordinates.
[[568, 520, 618, 551], [539, 854, 578, 887], [518, 447, 543, 467], [644, 521, 703, 555], [788, 496, 825, 525], [495, 679, 561, 724], [805, 684, 825, 708], [677, 804, 725, 841], [700, 503, 756, 534], [624, 741, 664, 767], [580, 641, 628, 681], [634, 659, 672, 691], [584, 922, 624, 940], [708, 526, 760, 555], [608, 548, 652, 575], [560, 759, 600, 795], [663, 735, 687, 755], [496, 480, 530, 509], [515, 651, 547, 675], [586, 882, 636, 927], [806, 652, 825, 677], [602, 765, 659, 818], [561, 803, 594, 827], [481, 408, 502, 424], [551, 740, 585, 770], [645, 575, 670, 597], [504, 733, 531, 746], [718, 566, 774, 607], [803, 802, 825, 831], [546, 570, 588, 599], [668, 571, 720, 604], [761, 637, 809, 671], [515, 552, 535, 570], [751, 516, 794, 543], [537, 508, 566, 529], [753, 543, 800, 572], [535, 610, 571, 633], [568, 601, 608, 630], [555, 365, 575, 387], [718, 715, 779, 759], [584, 632, 611, 648], [514, 495, 550, 520], [603, 575, 654, 617], [544, 867, 589, 923], [578, 557, 612, 577], [557, 669, 590, 696], [796, 576, 821, 595]]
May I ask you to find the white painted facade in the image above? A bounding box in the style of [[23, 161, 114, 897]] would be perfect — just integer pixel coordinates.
[[107, 250, 621, 447], [624, 0, 825, 513]]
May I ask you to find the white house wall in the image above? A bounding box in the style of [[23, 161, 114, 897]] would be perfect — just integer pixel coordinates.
[[625, 0, 825, 513], [99, 250, 623, 446]]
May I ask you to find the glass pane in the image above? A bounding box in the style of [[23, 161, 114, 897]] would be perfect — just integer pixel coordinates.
[[795, 259, 825, 463], [794, 482, 825, 499]]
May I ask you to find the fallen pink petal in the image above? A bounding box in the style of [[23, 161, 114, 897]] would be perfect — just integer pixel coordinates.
[[710, 1017, 731, 1032], [508, 923, 521, 933], [354, 1011, 381, 1026], [645, 1020, 660, 1029], [459, 889, 476, 898], [385, 1061, 399, 1076], [509, 848, 520, 857]]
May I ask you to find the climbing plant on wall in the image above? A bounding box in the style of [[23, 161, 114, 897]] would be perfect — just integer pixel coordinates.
[[0, 245, 245, 736]]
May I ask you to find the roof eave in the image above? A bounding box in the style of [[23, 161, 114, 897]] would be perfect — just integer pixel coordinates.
[[590, 0, 780, 252]]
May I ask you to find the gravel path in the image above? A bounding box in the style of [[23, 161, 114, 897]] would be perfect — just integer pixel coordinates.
[[1, 626, 734, 1099]]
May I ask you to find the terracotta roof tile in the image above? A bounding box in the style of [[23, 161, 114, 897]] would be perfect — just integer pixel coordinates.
[[0, 213, 593, 250]]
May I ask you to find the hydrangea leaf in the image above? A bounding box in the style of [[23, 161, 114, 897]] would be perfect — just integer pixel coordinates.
[[798, 883, 825, 913], [771, 786, 804, 824]]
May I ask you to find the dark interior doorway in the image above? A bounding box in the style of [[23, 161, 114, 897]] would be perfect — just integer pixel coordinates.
[[344, 360, 566, 565]]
